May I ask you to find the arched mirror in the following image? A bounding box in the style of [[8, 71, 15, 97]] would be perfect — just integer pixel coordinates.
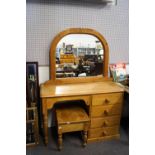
[[50, 28, 109, 83]]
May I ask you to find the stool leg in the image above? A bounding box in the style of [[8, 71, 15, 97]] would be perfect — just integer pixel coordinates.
[[58, 132, 62, 151], [83, 130, 87, 147]]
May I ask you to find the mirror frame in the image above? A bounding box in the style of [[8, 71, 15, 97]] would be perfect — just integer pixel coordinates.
[[50, 28, 109, 84]]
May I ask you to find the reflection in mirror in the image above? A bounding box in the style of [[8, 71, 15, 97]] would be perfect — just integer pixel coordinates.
[[55, 34, 104, 78]]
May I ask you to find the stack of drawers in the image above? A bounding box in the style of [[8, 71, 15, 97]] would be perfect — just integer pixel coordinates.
[[88, 93, 124, 142], [60, 54, 76, 64]]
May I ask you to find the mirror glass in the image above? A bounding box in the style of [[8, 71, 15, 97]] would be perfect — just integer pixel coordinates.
[[55, 34, 104, 78]]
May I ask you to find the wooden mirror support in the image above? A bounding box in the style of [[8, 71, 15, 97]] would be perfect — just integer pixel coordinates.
[[50, 28, 109, 84]]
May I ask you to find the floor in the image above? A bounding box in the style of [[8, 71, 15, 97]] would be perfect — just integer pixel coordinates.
[[26, 126, 129, 155]]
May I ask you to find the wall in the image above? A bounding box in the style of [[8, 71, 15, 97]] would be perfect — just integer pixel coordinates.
[[26, 0, 129, 65]]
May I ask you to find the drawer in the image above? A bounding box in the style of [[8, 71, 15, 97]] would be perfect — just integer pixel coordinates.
[[91, 116, 120, 128], [88, 126, 119, 138], [92, 93, 123, 106], [60, 123, 85, 133], [91, 104, 122, 117]]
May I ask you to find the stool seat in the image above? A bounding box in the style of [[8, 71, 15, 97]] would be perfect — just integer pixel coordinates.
[[56, 106, 89, 125], [56, 105, 90, 151]]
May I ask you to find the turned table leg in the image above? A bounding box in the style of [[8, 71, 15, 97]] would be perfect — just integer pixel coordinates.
[[83, 122, 89, 147], [58, 133, 62, 151], [58, 126, 63, 151], [83, 130, 87, 147]]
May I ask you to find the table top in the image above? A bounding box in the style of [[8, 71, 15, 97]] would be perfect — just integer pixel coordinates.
[[40, 81, 124, 98], [115, 83, 129, 94]]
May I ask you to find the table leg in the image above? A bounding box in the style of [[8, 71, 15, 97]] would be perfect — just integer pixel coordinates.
[[43, 113, 48, 145], [42, 99, 48, 145], [83, 130, 87, 147], [58, 133, 62, 151], [58, 126, 62, 151]]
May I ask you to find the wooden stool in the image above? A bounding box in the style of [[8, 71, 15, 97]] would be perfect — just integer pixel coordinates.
[[56, 105, 90, 151]]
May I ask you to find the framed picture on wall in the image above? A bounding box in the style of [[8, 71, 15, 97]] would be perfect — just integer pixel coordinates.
[[26, 62, 39, 108], [26, 62, 40, 146]]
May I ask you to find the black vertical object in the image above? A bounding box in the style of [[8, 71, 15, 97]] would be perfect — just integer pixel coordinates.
[[26, 62, 39, 107], [26, 62, 42, 135]]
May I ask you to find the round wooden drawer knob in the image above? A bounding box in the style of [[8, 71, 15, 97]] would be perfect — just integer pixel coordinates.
[[103, 121, 108, 126], [105, 99, 110, 104], [103, 131, 107, 136], [104, 110, 109, 115]]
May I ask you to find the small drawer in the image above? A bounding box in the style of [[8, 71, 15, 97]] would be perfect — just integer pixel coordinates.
[[60, 123, 85, 133], [92, 93, 123, 106], [88, 126, 119, 138], [91, 104, 122, 117], [91, 116, 120, 128]]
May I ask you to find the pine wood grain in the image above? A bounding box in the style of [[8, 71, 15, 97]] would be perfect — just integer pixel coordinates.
[[40, 81, 124, 98], [90, 116, 121, 128]]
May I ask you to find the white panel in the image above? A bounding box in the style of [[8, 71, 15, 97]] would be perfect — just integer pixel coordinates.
[[38, 66, 52, 127], [38, 66, 49, 85]]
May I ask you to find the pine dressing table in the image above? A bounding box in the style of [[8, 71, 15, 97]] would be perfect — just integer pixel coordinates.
[[40, 28, 125, 145]]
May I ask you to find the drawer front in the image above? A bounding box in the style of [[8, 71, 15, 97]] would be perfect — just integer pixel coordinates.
[[60, 59, 75, 63], [91, 104, 122, 117], [92, 93, 123, 106], [60, 123, 84, 133], [46, 95, 91, 109], [91, 116, 120, 128], [88, 126, 119, 138]]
